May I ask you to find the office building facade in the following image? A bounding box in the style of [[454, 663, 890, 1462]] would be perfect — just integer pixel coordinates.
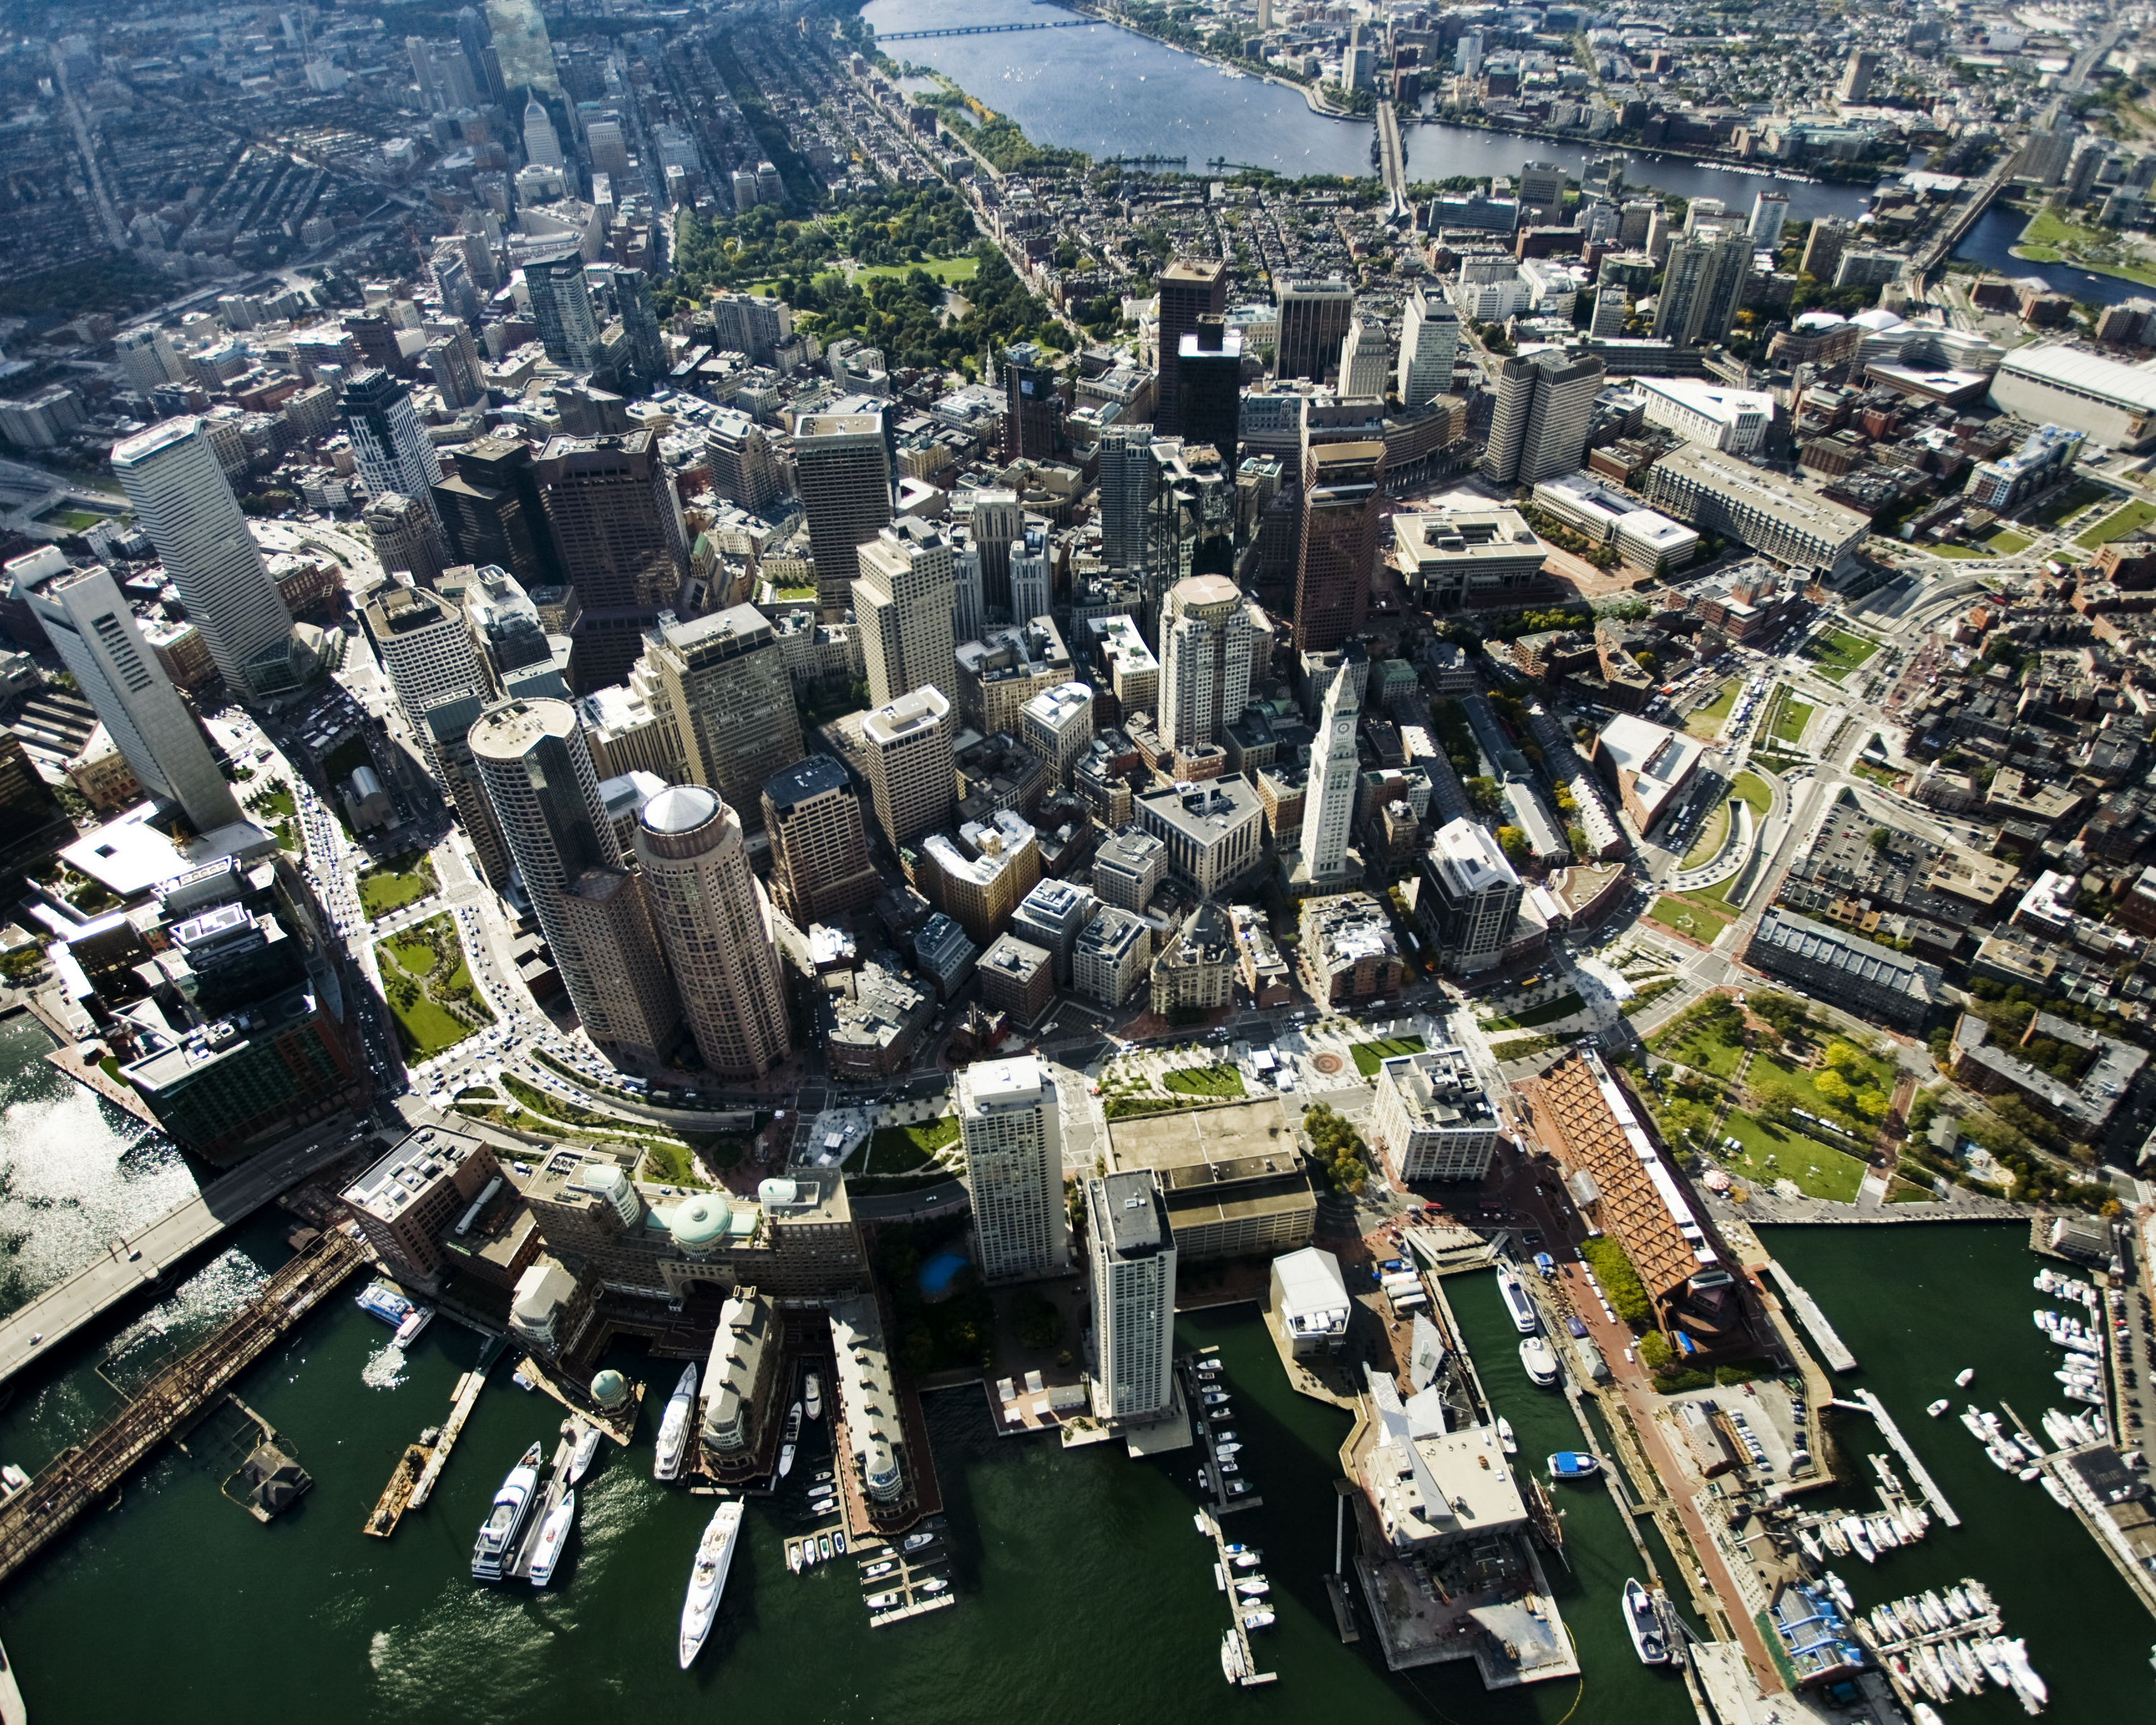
[[959, 1055, 1067, 1284], [860, 685, 956, 849], [341, 369, 443, 519], [762, 755, 880, 926], [1087, 1169, 1178, 1423], [1155, 259, 1227, 438], [1275, 279, 1355, 385], [1294, 439, 1383, 650], [1158, 573, 1253, 755], [796, 410, 893, 616], [854, 522, 960, 710], [645, 605, 803, 834], [536, 431, 688, 690]]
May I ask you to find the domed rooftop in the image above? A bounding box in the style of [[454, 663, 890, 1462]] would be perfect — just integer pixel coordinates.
[[668, 1192, 733, 1251], [640, 783, 722, 835], [1793, 310, 1846, 332], [591, 1368, 630, 1407], [1851, 308, 1907, 332], [758, 1177, 800, 1207]]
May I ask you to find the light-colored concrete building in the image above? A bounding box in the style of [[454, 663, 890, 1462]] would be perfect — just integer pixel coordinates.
[[1072, 905, 1152, 1008], [861, 685, 955, 848], [959, 1054, 1067, 1284], [854, 520, 960, 709], [1369, 1046, 1503, 1184], [1087, 1169, 1178, 1423]]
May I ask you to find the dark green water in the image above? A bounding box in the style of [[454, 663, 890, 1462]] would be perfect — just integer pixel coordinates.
[[1764, 1223, 2156, 1720]]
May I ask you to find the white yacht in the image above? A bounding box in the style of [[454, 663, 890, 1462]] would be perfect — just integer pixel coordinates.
[[1519, 1336, 1559, 1386], [678, 1501, 745, 1668], [471, 1443, 543, 1581], [654, 1363, 699, 1482], [1497, 1417, 1518, 1454], [1497, 1266, 1539, 1335], [527, 1491, 576, 1587], [804, 1371, 824, 1421], [778, 1442, 796, 1478], [566, 1419, 603, 1486]]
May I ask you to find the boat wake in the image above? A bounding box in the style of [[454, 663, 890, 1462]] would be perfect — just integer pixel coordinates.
[[361, 1343, 410, 1392]]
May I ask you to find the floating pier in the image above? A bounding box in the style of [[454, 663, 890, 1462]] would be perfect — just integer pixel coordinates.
[[1196, 1509, 1277, 1686], [854, 1531, 957, 1628], [407, 1341, 502, 1514], [1846, 1391, 1960, 1529], [1179, 1353, 1262, 1517], [1765, 1263, 1858, 1372]]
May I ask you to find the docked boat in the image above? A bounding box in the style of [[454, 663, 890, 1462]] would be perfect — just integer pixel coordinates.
[[778, 1441, 796, 1479], [678, 1501, 744, 1669], [799, 1537, 818, 1568], [1221, 1629, 1248, 1683], [1498, 1267, 1539, 1335], [1841, 1517, 1876, 1564], [393, 1305, 433, 1347], [863, 1559, 896, 1580], [819, 1534, 834, 1560], [566, 1418, 603, 1486], [1925, 1399, 1950, 1417], [1497, 1417, 1517, 1454], [1624, 1578, 1672, 1665], [1231, 1549, 1261, 1569], [1823, 1572, 1853, 1614], [356, 1282, 418, 1328], [834, 1532, 846, 1555], [1202, 1389, 1230, 1407], [1955, 1368, 1975, 1387], [1958, 1406, 1989, 1440], [2042, 1475, 2074, 1508], [527, 1490, 576, 1588], [1243, 1607, 1276, 1629], [867, 1591, 901, 1611], [783, 1401, 803, 1443], [1519, 1337, 1559, 1386], [0, 1633, 21, 1725], [471, 1443, 543, 1581], [1215, 1441, 1243, 1457], [1549, 1451, 1600, 1481], [915, 1574, 943, 1592], [654, 1363, 699, 1482], [805, 1371, 824, 1421], [903, 1530, 937, 1553], [1234, 1577, 1269, 1598], [0, 1466, 27, 1499], [788, 1540, 804, 1573]]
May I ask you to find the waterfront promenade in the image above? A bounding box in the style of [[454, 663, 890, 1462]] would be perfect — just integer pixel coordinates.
[[0, 1121, 367, 1387]]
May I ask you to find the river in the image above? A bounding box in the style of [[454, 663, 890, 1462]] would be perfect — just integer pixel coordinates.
[[861, 0, 1869, 221], [1948, 203, 2150, 307]]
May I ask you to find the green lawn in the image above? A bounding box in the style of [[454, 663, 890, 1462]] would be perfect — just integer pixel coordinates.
[[1161, 1063, 1248, 1099], [1714, 1110, 1868, 1202], [2075, 499, 2156, 550], [849, 254, 980, 286], [358, 862, 433, 916], [1686, 680, 1739, 738], [1807, 632, 1881, 680], [255, 788, 297, 820], [36, 508, 108, 532], [868, 1115, 959, 1172], [1985, 529, 2033, 555], [1485, 992, 1587, 1031], [1350, 1034, 1427, 1075], [380, 980, 478, 1060], [1728, 771, 1772, 817], [2018, 479, 2111, 528], [1887, 1177, 1935, 1203], [1647, 896, 1728, 942], [1650, 1017, 1746, 1078], [1680, 799, 1732, 868], [1770, 696, 1814, 747], [1919, 543, 1999, 559], [1680, 873, 1746, 917], [383, 935, 436, 977], [640, 1141, 711, 1190], [1752, 1046, 1894, 1123]]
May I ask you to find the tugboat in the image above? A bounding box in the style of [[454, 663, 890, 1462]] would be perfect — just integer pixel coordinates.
[[1624, 1578, 1672, 1665]]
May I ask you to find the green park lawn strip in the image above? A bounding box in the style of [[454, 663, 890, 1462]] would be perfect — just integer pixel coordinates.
[[1161, 1063, 1248, 1099], [357, 862, 433, 916], [1714, 1110, 1869, 1203], [847, 254, 980, 285], [1350, 1035, 1427, 1076], [1650, 1018, 1746, 1078], [2076, 499, 2156, 550], [1807, 632, 1881, 681], [1770, 696, 1815, 747], [1728, 772, 1772, 817], [868, 1116, 959, 1172], [1887, 1177, 1936, 1203], [2017, 480, 2111, 528], [1647, 895, 1728, 942], [1919, 543, 1996, 559], [1680, 799, 1732, 868], [379, 975, 478, 1061], [1751, 1047, 1894, 1123], [1485, 992, 1587, 1031], [1686, 680, 1738, 738], [1986, 529, 2033, 555]]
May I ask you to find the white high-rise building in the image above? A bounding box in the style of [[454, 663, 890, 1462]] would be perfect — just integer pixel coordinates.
[[361, 584, 489, 774], [1747, 190, 1789, 251], [1097, 424, 1152, 573], [853, 520, 959, 710], [1396, 288, 1461, 408], [959, 1055, 1067, 1284], [26, 564, 241, 833], [1337, 316, 1390, 399], [1299, 668, 1360, 885], [114, 326, 187, 395], [1087, 1169, 1177, 1423], [340, 369, 443, 520], [523, 97, 565, 170], [111, 418, 294, 695], [1157, 574, 1252, 755]]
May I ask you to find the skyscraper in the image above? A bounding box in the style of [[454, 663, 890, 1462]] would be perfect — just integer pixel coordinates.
[[1480, 352, 1604, 487], [1396, 287, 1461, 408], [1416, 816, 1524, 973], [705, 408, 780, 510], [523, 97, 565, 170], [860, 685, 955, 849], [469, 699, 681, 1062], [341, 369, 443, 519], [968, 490, 1023, 618], [762, 755, 881, 926], [1155, 259, 1227, 438], [1175, 317, 1243, 455], [535, 430, 688, 690], [1010, 527, 1051, 621], [362, 492, 448, 588], [1747, 190, 1790, 250], [1274, 278, 1355, 384], [613, 267, 666, 388], [433, 436, 564, 591], [633, 785, 794, 1080], [1651, 230, 1751, 346], [1097, 425, 1152, 574], [959, 1055, 1067, 1284], [1003, 342, 1063, 461], [853, 521, 959, 710], [1158, 574, 1253, 755], [27, 566, 241, 833], [1294, 439, 1383, 652], [1337, 317, 1390, 399], [645, 605, 803, 833], [523, 246, 599, 371], [455, 6, 505, 106], [1518, 160, 1567, 218], [1838, 48, 1881, 104], [115, 326, 188, 396], [1086, 1169, 1176, 1423], [794, 409, 892, 617], [111, 418, 294, 696], [361, 584, 489, 776], [1299, 668, 1360, 886]]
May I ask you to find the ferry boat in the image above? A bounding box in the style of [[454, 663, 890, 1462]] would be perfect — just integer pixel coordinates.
[[1549, 1451, 1600, 1481], [566, 1418, 603, 1486], [804, 1371, 824, 1420], [677, 1501, 744, 1668], [526, 1490, 576, 1587], [1624, 1578, 1672, 1665], [653, 1363, 699, 1482], [1497, 1417, 1518, 1455], [1519, 1336, 1559, 1386], [471, 1443, 543, 1581], [393, 1305, 433, 1347], [1497, 1266, 1539, 1335], [356, 1282, 418, 1328], [778, 1442, 796, 1478]]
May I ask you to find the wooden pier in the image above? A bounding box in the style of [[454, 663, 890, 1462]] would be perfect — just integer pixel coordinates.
[[513, 1352, 643, 1448], [852, 1528, 956, 1628], [1846, 1391, 1959, 1528], [1196, 1508, 1276, 1686], [407, 1340, 503, 1514], [1765, 1263, 1858, 1371]]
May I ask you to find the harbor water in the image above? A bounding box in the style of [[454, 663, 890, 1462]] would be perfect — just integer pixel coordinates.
[[862, 0, 1868, 221], [1948, 203, 2148, 307]]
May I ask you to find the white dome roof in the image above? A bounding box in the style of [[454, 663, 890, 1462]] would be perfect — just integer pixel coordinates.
[[1794, 311, 1847, 332], [1851, 308, 1907, 332]]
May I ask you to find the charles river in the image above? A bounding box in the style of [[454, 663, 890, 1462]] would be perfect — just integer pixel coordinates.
[[0, 1003, 2152, 1721]]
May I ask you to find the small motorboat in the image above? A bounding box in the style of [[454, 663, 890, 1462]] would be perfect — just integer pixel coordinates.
[[1955, 1368, 1975, 1387], [1623, 1578, 1672, 1665], [834, 1532, 846, 1555], [903, 1531, 937, 1553], [800, 1537, 819, 1568], [818, 1534, 833, 1561], [1926, 1399, 1950, 1417], [1221, 1629, 1248, 1683], [863, 1559, 896, 1579], [2042, 1475, 2074, 1508], [867, 1591, 901, 1611], [1234, 1577, 1270, 1598], [916, 1576, 946, 1593], [787, 1540, 803, 1573], [804, 1371, 824, 1421], [1243, 1607, 1276, 1629], [778, 1441, 797, 1478], [1549, 1451, 1600, 1481], [1497, 1417, 1517, 1454]]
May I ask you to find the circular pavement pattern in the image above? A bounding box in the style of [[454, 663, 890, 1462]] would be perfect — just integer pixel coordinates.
[[1312, 1052, 1344, 1075]]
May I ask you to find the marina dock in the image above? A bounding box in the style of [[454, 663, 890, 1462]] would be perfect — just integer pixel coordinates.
[[852, 1530, 957, 1628], [1765, 1264, 1858, 1372], [1177, 1352, 1261, 1517], [509, 1431, 579, 1581], [1843, 1391, 1960, 1529], [513, 1351, 643, 1447], [407, 1339, 504, 1514], [1196, 1509, 1276, 1686], [0, 1227, 365, 1588]]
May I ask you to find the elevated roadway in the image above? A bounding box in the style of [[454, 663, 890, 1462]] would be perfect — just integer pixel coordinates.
[[1376, 99, 1406, 218]]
